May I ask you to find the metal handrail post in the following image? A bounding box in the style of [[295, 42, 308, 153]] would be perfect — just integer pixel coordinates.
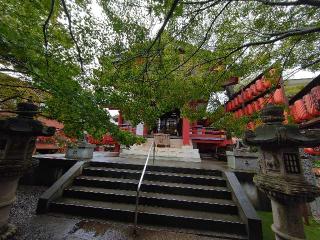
[[153, 142, 155, 165], [133, 140, 155, 235], [133, 190, 140, 235]]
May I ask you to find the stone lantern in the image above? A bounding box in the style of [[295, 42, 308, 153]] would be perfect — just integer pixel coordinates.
[[244, 104, 320, 240], [0, 102, 55, 239]]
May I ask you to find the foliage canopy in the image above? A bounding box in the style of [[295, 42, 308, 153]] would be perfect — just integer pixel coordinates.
[[0, 0, 319, 143]]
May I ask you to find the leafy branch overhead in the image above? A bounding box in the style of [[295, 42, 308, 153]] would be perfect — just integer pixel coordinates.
[[0, 0, 319, 143]]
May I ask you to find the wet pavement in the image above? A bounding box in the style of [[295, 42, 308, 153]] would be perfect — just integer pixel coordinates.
[[9, 185, 222, 240], [35, 152, 228, 171]]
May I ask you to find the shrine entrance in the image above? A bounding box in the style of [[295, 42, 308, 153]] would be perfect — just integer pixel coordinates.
[[157, 109, 182, 136]]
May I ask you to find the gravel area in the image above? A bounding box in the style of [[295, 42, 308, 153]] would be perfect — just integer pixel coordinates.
[[7, 185, 224, 240], [9, 185, 48, 240]]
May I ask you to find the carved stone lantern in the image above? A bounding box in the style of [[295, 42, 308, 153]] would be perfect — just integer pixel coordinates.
[[244, 104, 320, 240], [0, 103, 55, 239]]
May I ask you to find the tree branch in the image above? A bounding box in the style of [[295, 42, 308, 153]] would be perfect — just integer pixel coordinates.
[[253, 0, 320, 7], [185, 0, 320, 7], [264, 25, 320, 37], [60, 0, 84, 72], [183, 0, 215, 4], [0, 83, 50, 93], [146, 0, 180, 53], [195, 25, 320, 69], [302, 57, 320, 68], [228, 25, 320, 55], [43, 0, 55, 71], [163, 1, 231, 78]]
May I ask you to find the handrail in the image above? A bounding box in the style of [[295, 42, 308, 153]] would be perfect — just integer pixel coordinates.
[[133, 140, 156, 234]]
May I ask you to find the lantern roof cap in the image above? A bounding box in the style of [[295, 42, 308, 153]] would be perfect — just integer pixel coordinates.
[[244, 104, 320, 147], [0, 102, 55, 136]]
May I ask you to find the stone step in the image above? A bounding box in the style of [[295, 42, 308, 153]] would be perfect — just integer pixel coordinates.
[[64, 186, 238, 215], [89, 161, 223, 177], [73, 176, 232, 200], [120, 153, 201, 162], [82, 167, 227, 187], [123, 149, 200, 155], [50, 198, 247, 236]]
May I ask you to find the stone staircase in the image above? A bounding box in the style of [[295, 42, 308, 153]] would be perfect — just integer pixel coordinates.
[[38, 161, 261, 239]]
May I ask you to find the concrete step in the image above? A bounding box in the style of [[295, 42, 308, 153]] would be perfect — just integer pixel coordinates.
[[120, 153, 201, 162], [89, 161, 223, 177], [64, 186, 238, 214], [50, 197, 247, 236], [82, 167, 227, 187], [73, 176, 232, 199]]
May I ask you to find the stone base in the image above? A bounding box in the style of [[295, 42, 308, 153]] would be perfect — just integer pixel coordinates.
[[95, 152, 120, 157], [226, 150, 259, 172], [0, 224, 17, 240], [121, 138, 201, 162], [121, 148, 201, 162], [65, 143, 95, 160], [271, 200, 306, 240]]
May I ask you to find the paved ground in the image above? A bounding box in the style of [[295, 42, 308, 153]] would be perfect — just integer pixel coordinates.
[[8, 185, 222, 240], [36, 152, 228, 171]]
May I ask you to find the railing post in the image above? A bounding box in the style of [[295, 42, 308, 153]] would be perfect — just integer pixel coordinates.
[[133, 140, 155, 235], [133, 190, 139, 235], [153, 142, 155, 165]]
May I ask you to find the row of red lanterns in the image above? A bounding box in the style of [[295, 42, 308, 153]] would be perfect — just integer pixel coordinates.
[[226, 77, 272, 112], [290, 86, 320, 123], [233, 89, 285, 118]]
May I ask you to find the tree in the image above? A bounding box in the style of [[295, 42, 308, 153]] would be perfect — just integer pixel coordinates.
[[0, 0, 319, 143]]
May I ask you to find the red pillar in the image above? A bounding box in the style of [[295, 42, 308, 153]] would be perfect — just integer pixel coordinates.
[[143, 124, 148, 137], [115, 110, 123, 152], [182, 117, 190, 145], [118, 111, 123, 126]]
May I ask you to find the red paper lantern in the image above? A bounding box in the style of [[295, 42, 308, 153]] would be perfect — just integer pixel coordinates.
[[262, 76, 271, 89], [257, 97, 265, 109], [247, 122, 255, 130], [242, 105, 247, 115], [244, 88, 253, 101], [303, 94, 320, 117], [293, 99, 312, 122], [273, 88, 285, 104], [237, 95, 244, 105], [230, 100, 235, 110], [234, 96, 239, 107], [290, 105, 300, 123], [252, 101, 260, 112], [256, 79, 266, 92], [247, 103, 254, 115], [226, 102, 231, 112], [238, 108, 244, 117], [267, 94, 274, 104], [311, 86, 320, 99], [250, 84, 259, 96], [304, 147, 320, 156]]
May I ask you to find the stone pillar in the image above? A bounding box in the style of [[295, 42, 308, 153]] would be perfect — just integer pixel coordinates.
[[182, 117, 190, 145], [271, 200, 305, 240], [0, 102, 55, 239]]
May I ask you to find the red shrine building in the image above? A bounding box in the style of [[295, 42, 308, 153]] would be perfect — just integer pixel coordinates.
[[117, 100, 233, 162]]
